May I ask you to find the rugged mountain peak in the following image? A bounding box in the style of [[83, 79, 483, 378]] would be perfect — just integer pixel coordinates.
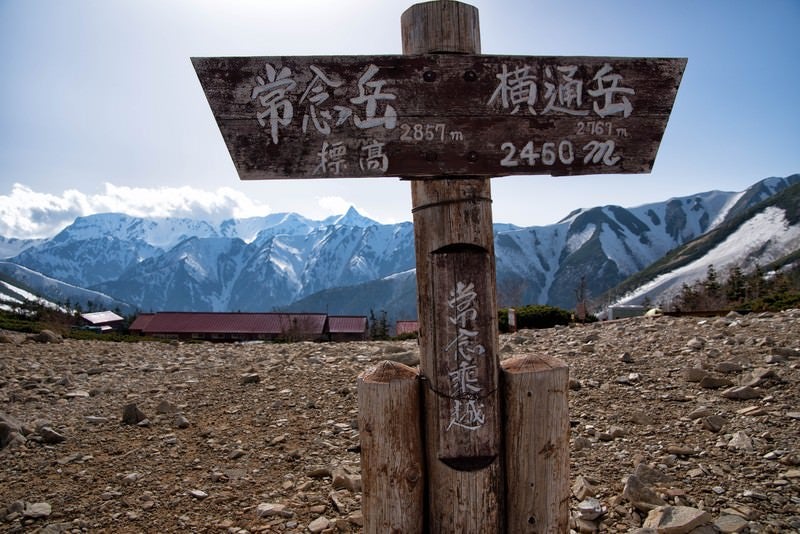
[[332, 206, 378, 228]]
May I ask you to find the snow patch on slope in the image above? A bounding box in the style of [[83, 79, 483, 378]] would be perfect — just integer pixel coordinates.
[[709, 190, 746, 229], [0, 279, 64, 312], [599, 225, 640, 274], [617, 207, 800, 306], [566, 224, 595, 253]]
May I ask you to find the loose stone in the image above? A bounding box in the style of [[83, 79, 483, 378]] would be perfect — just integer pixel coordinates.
[[121, 403, 148, 425], [257, 503, 294, 518], [721, 386, 762, 400], [23, 502, 52, 519], [623, 475, 667, 512], [643, 505, 712, 532], [714, 514, 749, 533], [187, 489, 207, 499], [307, 515, 330, 533]]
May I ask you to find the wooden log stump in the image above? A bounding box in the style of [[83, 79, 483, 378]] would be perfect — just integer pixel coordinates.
[[357, 360, 425, 534], [401, 0, 481, 55], [501, 354, 570, 533]]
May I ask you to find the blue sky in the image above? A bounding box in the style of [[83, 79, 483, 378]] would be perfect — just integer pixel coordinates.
[[1, 0, 798, 238]]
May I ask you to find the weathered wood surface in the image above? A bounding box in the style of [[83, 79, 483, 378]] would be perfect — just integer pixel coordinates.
[[404, 3, 503, 531], [426, 457, 504, 531], [412, 179, 501, 466], [357, 361, 425, 534], [427, 234, 500, 466], [192, 53, 686, 179], [401, 0, 481, 55], [412, 179, 503, 531], [501, 354, 570, 533]]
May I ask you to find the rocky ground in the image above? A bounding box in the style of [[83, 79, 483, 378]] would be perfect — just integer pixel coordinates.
[[1, 310, 799, 533]]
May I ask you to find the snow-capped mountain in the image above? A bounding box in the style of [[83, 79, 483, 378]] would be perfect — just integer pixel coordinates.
[[0, 262, 134, 315], [606, 179, 800, 308], [492, 176, 798, 309], [2, 207, 417, 313], [0, 236, 43, 259], [289, 175, 799, 317], [2, 175, 797, 318]]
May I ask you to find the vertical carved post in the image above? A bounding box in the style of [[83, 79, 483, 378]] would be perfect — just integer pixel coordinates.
[[402, 2, 503, 531]]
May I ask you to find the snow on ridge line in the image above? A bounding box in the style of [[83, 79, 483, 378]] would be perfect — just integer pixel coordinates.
[[0, 262, 121, 303], [709, 190, 747, 230], [614, 206, 799, 307], [0, 280, 64, 311], [383, 268, 416, 281]]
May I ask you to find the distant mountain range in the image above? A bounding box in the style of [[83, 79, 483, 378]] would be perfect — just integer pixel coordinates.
[[1, 174, 798, 321]]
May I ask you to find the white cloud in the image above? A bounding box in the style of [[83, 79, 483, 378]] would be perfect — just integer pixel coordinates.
[[0, 184, 84, 239], [0, 183, 272, 239], [89, 183, 272, 221]]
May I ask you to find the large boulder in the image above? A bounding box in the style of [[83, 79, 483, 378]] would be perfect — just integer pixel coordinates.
[[29, 329, 63, 343]]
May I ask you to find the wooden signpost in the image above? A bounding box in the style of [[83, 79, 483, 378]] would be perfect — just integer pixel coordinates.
[[193, 1, 685, 532], [192, 56, 684, 180]]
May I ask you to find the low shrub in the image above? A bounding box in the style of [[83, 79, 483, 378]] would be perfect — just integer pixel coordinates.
[[499, 304, 572, 333]]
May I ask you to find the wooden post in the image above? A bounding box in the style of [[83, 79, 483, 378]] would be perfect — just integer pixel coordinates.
[[501, 355, 570, 533], [193, 4, 686, 532], [402, 2, 503, 531], [357, 360, 425, 533]]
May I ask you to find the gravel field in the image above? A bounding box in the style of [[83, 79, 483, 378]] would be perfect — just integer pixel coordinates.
[[1, 310, 799, 532]]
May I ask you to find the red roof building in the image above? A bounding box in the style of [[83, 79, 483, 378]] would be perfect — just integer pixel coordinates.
[[129, 313, 155, 334], [395, 320, 419, 337], [128, 312, 368, 342], [129, 312, 327, 342], [327, 315, 368, 341]]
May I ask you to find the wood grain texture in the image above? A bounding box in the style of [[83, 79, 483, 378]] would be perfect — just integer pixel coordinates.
[[404, 3, 504, 532], [401, 1, 481, 55], [192, 53, 686, 179], [501, 355, 570, 533], [412, 180, 500, 463], [357, 361, 425, 534], [411, 177, 504, 532]]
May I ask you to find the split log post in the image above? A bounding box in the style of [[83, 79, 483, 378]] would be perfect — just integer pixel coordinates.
[[501, 354, 570, 532], [357, 360, 425, 533], [402, 2, 503, 532]]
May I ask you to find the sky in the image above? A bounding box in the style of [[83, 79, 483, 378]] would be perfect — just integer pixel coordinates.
[[1, 0, 798, 239]]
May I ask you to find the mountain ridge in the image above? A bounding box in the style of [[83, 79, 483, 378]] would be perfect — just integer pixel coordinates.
[[604, 180, 800, 308], [1, 174, 797, 320]]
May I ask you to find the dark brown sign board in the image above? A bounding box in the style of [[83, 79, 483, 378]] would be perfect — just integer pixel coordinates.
[[192, 55, 685, 179]]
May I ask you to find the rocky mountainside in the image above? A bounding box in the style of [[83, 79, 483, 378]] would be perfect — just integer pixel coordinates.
[[295, 175, 800, 318], [2, 175, 797, 318], [608, 181, 800, 309], [2, 310, 799, 532], [0, 236, 42, 259]]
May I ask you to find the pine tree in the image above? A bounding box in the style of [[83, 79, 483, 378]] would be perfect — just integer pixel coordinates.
[[726, 265, 746, 304], [704, 264, 720, 299], [368, 309, 389, 340]]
